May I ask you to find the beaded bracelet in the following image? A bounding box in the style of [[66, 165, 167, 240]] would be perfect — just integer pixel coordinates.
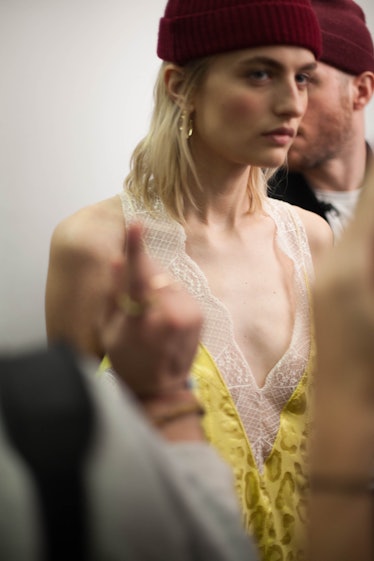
[[151, 401, 205, 428]]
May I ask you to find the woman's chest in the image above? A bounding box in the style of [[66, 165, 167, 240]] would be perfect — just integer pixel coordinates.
[[185, 236, 296, 386]]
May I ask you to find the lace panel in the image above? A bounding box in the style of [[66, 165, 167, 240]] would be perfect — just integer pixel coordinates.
[[119, 192, 313, 471]]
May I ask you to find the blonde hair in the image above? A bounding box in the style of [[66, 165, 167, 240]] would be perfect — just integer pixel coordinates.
[[125, 59, 274, 223]]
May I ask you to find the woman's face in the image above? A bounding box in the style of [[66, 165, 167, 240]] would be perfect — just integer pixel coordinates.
[[190, 45, 316, 170]]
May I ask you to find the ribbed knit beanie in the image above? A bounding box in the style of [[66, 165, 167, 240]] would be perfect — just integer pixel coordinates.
[[157, 0, 322, 65], [312, 0, 374, 75]]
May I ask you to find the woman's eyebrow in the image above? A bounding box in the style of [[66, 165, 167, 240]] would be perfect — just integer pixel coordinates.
[[299, 61, 318, 72], [237, 56, 317, 72]]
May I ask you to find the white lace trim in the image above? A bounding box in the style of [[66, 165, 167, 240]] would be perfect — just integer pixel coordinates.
[[119, 192, 313, 471]]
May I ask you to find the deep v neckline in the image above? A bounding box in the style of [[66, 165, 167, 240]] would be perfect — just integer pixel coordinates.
[[119, 191, 313, 468], [175, 207, 300, 392], [168, 203, 311, 470]]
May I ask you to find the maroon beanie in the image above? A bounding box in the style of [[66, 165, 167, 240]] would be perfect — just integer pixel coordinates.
[[157, 0, 322, 65], [312, 0, 374, 75]]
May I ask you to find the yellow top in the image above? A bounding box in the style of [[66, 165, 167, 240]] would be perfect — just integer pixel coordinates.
[[100, 337, 314, 561], [192, 342, 314, 561], [101, 193, 315, 560]]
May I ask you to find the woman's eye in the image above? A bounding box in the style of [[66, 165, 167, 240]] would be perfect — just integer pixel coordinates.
[[248, 70, 270, 81], [295, 73, 311, 87]]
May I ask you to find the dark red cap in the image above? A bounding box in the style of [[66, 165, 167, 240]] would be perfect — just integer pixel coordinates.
[[157, 0, 322, 65], [312, 0, 374, 75]]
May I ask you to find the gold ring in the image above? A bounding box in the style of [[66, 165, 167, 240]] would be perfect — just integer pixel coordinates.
[[118, 294, 150, 317]]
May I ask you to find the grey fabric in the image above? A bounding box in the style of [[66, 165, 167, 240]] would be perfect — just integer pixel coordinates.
[[87, 371, 258, 561], [0, 350, 258, 561]]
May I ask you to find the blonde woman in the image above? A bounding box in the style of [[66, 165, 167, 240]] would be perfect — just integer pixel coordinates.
[[46, 1, 333, 558]]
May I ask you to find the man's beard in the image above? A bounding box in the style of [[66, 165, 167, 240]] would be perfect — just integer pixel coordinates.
[[287, 95, 353, 172]]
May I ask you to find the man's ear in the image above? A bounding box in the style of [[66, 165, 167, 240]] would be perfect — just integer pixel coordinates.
[[353, 71, 374, 110], [164, 64, 188, 108]]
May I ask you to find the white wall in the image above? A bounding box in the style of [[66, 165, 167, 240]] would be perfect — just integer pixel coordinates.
[[0, 0, 166, 350], [1, 0, 374, 351]]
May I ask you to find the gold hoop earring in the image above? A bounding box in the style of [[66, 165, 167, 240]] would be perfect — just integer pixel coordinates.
[[186, 118, 193, 138], [179, 110, 193, 139]]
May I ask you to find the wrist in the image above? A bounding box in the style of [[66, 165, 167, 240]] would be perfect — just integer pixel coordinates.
[[138, 390, 206, 442], [150, 400, 205, 427]]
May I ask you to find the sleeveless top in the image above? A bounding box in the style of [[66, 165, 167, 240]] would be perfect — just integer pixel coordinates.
[[118, 190, 315, 561]]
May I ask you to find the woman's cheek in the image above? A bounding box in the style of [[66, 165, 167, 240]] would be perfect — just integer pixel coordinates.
[[222, 93, 262, 122]]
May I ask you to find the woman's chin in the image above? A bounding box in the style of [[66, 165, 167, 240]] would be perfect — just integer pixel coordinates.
[[252, 155, 288, 169]]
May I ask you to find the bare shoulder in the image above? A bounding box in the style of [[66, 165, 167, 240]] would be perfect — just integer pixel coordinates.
[[45, 194, 126, 357], [50, 194, 125, 263], [294, 206, 333, 268]]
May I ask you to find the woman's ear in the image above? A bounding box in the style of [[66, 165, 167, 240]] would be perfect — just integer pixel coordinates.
[[163, 64, 187, 108]]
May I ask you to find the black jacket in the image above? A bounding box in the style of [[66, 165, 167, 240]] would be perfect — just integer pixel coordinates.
[[268, 168, 330, 221]]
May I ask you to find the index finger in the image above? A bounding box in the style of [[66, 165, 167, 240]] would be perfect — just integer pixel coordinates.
[[125, 222, 160, 303]]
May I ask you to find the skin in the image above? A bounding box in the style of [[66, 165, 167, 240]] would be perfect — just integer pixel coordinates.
[[167, 46, 333, 386], [185, 47, 317, 170], [101, 223, 203, 398], [309, 160, 374, 561], [45, 46, 333, 389], [287, 61, 374, 192], [102, 222, 205, 442]]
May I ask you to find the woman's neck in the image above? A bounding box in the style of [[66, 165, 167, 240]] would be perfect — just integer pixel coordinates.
[[184, 162, 254, 228]]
